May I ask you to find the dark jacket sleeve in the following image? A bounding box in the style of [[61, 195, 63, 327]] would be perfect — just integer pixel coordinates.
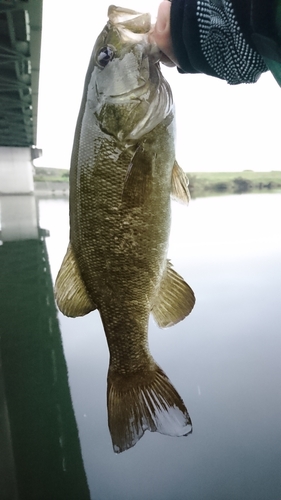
[[170, 0, 278, 84]]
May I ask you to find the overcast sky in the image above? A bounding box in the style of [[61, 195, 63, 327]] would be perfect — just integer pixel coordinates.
[[36, 0, 281, 172]]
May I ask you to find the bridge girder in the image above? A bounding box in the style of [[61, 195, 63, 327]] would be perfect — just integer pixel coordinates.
[[0, 0, 42, 147]]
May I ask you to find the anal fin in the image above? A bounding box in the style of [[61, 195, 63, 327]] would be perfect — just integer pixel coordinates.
[[55, 243, 96, 317], [152, 260, 195, 328]]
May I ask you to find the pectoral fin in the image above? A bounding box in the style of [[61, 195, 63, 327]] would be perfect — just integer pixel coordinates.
[[122, 144, 152, 208], [171, 160, 190, 205], [152, 260, 195, 328], [55, 243, 96, 317]]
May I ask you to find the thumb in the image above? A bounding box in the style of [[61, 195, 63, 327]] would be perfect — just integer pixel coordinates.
[[154, 1, 178, 66]]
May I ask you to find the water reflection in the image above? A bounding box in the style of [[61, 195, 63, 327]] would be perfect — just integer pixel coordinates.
[[47, 193, 280, 500], [1, 193, 281, 499], [0, 197, 90, 500]]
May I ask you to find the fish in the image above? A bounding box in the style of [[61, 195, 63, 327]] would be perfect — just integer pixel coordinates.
[[55, 5, 195, 453]]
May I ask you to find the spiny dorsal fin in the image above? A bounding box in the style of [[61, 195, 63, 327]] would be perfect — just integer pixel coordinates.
[[107, 361, 192, 453], [171, 160, 190, 205], [152, 260, 195, 328], [55, 243, 96, 317]]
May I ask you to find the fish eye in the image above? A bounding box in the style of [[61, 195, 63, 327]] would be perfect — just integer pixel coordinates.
[[97, 45, 115, 68]]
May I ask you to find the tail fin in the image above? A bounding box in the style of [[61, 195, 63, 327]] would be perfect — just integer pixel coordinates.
[[107, 363, 192, 453]]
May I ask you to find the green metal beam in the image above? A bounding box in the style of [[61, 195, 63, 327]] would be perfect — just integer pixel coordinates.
[[0, 0, 42, 147]]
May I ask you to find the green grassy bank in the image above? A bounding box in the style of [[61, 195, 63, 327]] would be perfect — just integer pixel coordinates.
[[34, 167, 70, 182], [188, 170, 281, 196], [34, 168, 281, 196]]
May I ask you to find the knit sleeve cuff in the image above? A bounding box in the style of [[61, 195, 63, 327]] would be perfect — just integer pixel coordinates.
[[170, 0, 268, 84]]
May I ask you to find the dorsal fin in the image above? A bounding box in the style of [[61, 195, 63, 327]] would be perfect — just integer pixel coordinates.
[[171, 160, 190, 205]]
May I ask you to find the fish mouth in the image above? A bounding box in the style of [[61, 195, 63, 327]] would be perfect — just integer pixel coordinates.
[[108, 6, 151, 33]]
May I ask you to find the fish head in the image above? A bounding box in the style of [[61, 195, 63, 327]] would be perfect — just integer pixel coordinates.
[[86, 5, 173, 142]]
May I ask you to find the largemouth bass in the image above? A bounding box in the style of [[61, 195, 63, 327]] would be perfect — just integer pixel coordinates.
[[55, 5, 195, 453]]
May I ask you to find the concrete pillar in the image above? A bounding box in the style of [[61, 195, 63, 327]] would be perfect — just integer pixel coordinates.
[[0, 147, 34, 194], [0, 195, 39, 242]]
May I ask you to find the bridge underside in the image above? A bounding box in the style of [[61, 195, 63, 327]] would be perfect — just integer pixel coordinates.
[[0, 0, 42, 147], [0, 0, 42, 193]]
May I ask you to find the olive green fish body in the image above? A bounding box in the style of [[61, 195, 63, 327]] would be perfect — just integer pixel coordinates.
[[55, 6, 195, 453], [74, 119, 175, 370]]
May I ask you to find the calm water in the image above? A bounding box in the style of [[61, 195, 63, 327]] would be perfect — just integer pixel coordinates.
[[1, 192, 281, 499]]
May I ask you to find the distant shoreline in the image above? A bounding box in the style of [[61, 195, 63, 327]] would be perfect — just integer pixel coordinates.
[[34, 181, 69, 196], [188, 171, 281, 197], [34, 169, 281, 197]]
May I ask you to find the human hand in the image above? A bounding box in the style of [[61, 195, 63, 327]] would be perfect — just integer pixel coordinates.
[[149, 1, 178, 67]]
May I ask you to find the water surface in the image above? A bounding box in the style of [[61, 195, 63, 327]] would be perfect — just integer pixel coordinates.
[[40, 192, 281, 500], [1, 192, 281, 499]]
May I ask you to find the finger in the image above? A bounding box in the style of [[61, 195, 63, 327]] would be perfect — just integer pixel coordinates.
[[154, 1, 178, 66]]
